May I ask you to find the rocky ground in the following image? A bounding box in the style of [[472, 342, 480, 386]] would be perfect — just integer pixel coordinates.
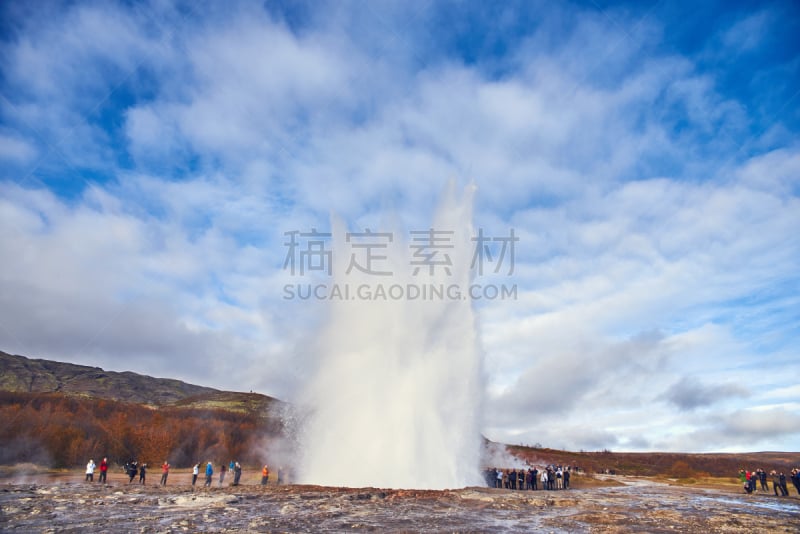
[[1, 474, 799, 532]]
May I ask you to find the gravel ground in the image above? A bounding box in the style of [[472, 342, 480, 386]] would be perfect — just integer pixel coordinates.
[[1, 474, 799, 532]]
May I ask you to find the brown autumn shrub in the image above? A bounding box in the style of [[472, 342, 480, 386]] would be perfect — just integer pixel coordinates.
[[669, 460, 693, 479], [0, 391, 277, 468]]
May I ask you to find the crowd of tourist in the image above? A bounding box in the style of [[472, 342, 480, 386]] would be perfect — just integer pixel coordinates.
[[83, 458, 800, 497], [740, 468, 800, 496], [83, 458, 288, 487], [483, 466, 573, 490]]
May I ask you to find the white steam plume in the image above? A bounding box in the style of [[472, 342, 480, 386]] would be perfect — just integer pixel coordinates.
[[296, 182, 484, 489]]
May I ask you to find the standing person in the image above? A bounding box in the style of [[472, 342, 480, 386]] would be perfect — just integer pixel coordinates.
[[139, 463, 146, 485], [484, 468, 494, 487], [564, 469, 571, 489], [98, 458, 108, 484], [261, 465, 269, 485], [771, 471, 785, 496], [532, 468, 538, 490], [233, 462, 242, 486], [204, 462, 213, 487], [791, 468, 800, 495], [85, 459, 96, 482], [758, 469, 768, 491], [744, 471, 756, 493], [128, 462, 138, 483], [277, 467, 284, 485], [160, 461, 170, 486], [495, 468, 502, 488], [219, 463, 227, 486], [779, 473, 789, 497], [192, 463, 199, 486], [229, 460, 235, 474], [540, 469, 548, 490]]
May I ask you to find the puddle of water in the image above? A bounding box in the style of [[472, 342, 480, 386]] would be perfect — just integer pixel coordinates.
[[690, 493, 800, 514]]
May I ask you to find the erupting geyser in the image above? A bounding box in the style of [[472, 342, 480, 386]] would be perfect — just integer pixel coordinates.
[[296, 183, 484, 489]]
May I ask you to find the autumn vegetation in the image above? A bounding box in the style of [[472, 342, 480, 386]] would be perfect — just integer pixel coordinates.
[[0, 391, 282, 469], [506, 444, 800, 479]]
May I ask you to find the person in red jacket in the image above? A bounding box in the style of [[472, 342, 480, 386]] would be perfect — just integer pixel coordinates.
[[160, 461, 170, 486], [98, 458, 108, 484]]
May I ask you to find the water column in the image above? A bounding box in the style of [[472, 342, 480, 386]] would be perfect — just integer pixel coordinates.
[[297, 184, 484, 489]]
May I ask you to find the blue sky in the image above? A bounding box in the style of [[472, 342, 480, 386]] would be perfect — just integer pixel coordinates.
[[1, 0, 798, 452]]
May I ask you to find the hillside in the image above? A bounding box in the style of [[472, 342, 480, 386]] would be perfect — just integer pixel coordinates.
[[0, 351, 287, 468], [0, 350, 221, 405], [504, 445, 800, 478]]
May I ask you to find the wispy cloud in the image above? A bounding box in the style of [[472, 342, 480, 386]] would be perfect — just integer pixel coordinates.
[[1, 0, 798, 452]]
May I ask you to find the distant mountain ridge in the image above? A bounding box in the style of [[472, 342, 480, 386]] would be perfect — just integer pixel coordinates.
[[0, 351, 285, 467], [0, 350, 280, 411]]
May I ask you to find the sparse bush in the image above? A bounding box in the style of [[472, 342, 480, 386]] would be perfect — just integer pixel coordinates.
[[669, 460, 693, 479]]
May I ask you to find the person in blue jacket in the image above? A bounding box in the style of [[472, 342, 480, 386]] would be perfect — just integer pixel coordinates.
[[204, 461, 214, 487]]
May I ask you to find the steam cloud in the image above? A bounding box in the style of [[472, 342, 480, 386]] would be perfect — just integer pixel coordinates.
[[296, 183, 484, 488]]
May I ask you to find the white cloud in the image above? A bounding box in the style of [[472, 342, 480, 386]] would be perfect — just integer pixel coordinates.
[[0, 133, 37, 164], [721, 11, 771, 52], [0, 1, 798, 453]]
